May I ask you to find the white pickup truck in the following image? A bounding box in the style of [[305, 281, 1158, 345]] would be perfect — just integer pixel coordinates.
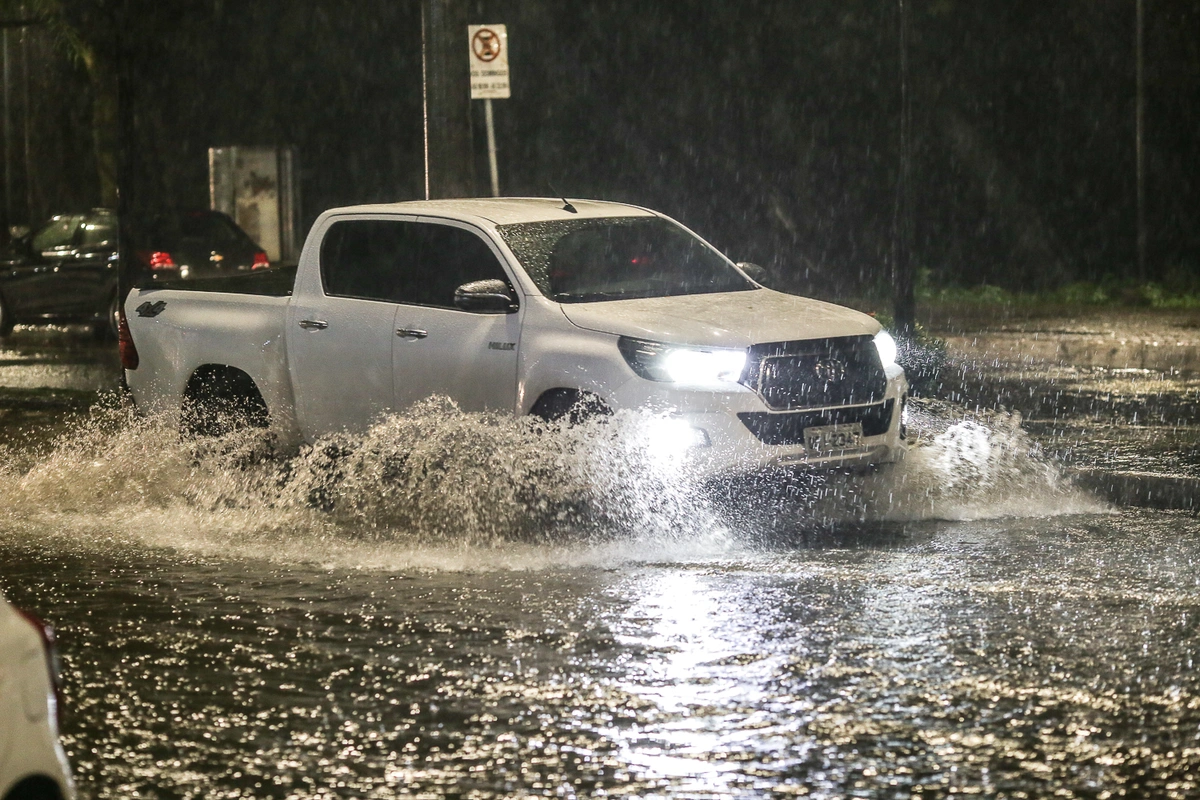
[[122, 198, 908, 476]]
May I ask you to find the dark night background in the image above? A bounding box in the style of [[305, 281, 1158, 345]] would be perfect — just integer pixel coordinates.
[[4, 0, 1198, 299]]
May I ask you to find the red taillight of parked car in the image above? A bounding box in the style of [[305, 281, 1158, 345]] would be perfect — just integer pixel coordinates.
[[251, 251, 270, 270], [136, 250, 177, 270], [14, 606, 65, 730], [118, 308, 139, 370]]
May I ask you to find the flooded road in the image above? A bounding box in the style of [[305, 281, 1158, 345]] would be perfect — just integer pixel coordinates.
[[5, 509, 1200, 799], [2, 324, 1200, 798]]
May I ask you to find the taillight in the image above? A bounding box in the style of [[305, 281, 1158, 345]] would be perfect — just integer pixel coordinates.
[[136, 250, 177, 270], [14, 606, 65, 730], [251, 251, 270, 270], [119, 307, 139, 370]]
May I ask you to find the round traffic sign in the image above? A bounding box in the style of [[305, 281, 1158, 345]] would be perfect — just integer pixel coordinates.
[[472, 28, 502, 62]]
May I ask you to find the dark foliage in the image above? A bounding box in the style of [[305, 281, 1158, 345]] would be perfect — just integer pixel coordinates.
[[11, 0, 1200, 297]]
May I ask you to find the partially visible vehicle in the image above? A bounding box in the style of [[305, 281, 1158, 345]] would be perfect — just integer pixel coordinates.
[[128, 210, 270, 282], [0, 210, 120, 339], [0, 209, 267, 340], [0, 590, 74, 800]]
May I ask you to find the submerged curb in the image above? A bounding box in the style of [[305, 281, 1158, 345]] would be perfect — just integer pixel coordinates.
[[1067, 467, 1200, 511]]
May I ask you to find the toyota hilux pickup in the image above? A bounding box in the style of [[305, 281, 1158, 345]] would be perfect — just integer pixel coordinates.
[[121, 198, 907, 476]]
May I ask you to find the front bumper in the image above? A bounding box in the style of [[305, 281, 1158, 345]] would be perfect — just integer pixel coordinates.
[[608, 366, 909, 480]]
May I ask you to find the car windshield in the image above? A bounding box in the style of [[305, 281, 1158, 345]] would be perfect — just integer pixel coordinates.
[[496, 217, 754, 302], [31, 215, 84, 251]]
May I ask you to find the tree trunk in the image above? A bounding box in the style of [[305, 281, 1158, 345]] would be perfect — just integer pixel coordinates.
[[78, 42, 118, 208]]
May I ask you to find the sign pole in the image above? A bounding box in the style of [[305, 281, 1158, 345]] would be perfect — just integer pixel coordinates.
[[485, 98, 499, 197], [469, 24, 509, 198]]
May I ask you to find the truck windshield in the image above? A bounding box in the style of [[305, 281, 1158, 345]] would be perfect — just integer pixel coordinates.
[[496, 217, 754, 303]]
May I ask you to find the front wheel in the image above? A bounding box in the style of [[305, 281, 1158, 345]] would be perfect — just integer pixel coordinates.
[[529, 389, 612, 425]]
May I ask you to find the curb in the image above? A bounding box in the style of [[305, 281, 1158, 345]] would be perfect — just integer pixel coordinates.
[[941, 332, 1200, 373], [1067, 467, 1200, 511]]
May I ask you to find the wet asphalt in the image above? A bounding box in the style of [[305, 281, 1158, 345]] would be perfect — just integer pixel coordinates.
[[2, 314, 1200, 799]]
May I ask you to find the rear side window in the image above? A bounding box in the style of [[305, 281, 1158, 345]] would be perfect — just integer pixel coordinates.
[[319, 219, 510, 307]]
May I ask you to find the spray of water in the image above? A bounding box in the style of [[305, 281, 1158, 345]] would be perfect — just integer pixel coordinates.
[[0, 395, 1104, 568]]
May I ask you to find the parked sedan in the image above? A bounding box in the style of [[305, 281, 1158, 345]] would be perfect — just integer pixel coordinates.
[[128, 210, 270, 283], [0, 210, 120, 339], [0, 209, 268, 339], [0, 590, 74, 800]]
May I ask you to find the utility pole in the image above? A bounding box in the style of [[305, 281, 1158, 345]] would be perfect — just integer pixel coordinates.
[[893, 0, 915, 334], [421, 0, 474, 199], [116, 0, 138, 314], [1135, 0, 1146, 283], [2, 28, 10, 244], [20, 25, 30, 229]]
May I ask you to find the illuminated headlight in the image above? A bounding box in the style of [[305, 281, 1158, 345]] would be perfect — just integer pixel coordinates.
[[619, 337, 747, 385], [873, 330, 898, 369]]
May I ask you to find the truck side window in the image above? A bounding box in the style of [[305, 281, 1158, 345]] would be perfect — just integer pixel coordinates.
[[320, 220, 420, 303], [406, 223, 510, 308], [320, 219, 509, 308]]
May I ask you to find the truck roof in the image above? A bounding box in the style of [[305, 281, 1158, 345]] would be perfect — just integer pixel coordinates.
[[320, 197, 657, 226]]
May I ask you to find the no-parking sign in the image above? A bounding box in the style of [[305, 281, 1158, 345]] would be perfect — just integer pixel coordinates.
[[469, 24, 510, 100]]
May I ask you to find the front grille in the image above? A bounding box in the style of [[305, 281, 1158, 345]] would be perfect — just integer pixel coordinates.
[[740, 335, 887, 411], [738, 399, 895, 446]]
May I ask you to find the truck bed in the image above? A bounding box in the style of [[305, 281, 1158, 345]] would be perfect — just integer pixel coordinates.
[[146, 264, 297, 297]]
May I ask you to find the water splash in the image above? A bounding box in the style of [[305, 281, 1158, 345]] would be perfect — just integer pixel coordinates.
[[0, 395, 1104, 568], [756, 399, 1107, 530]]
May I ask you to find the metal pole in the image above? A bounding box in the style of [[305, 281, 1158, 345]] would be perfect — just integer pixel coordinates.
[[893, 0, 915, 334], [21, 27, 31, 228], [2, 29, 10, 242], [1136, 0, 1146, 283], [485, 98, 499, 197], [421, 2, 430, 201]]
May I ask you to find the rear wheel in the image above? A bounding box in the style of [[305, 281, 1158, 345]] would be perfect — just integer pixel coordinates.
[[181, 366, 270, 437]]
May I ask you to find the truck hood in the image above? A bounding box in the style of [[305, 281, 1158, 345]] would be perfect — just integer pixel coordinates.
[[557, 288, 880, 347]]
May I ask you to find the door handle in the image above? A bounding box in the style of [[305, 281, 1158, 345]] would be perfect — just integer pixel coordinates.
[[298, 319, 328, 330], [396, 328, 428, 339]]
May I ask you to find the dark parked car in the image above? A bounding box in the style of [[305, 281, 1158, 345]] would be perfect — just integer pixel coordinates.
[[0, 209, 120, 339], [128, 210, 270, 283], [0, 209, 268, 339]]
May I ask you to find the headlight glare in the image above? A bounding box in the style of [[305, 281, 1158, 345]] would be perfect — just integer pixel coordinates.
[[619, 337, 747, 385], [873, 330, 898, 369]]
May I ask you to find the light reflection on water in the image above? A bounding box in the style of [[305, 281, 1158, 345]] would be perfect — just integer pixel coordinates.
[[4, 512, 1200, 798], [5, 400, 1198, 797]]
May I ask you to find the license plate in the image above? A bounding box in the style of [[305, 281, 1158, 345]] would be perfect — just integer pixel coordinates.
[[804, 423, 863, 452]]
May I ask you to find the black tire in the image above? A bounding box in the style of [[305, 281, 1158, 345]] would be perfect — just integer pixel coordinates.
[[181, 366, 270, 436], [0, 290, 14, 338], [530, 389, 612, 425], [3, 775, 66, 800]]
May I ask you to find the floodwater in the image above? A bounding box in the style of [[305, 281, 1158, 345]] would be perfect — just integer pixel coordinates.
[[3, 326, 1200, 799]]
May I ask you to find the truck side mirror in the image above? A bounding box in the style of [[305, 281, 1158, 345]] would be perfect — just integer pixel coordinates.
[[736, 262, 771, 285], [454, 278, 518, 313]]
